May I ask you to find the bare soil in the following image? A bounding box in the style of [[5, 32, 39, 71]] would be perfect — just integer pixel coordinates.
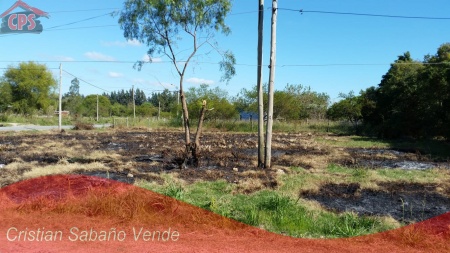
[[0, 129, 449, 224]]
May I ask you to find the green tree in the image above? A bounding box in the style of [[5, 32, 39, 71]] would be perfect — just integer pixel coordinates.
[[233, 83, 329, 121], [62, 78, 83, 117], [110, 102, 130, 117], [3, 62, 57, 114], [232, 84, 266, 113], [186, 84, 237, 120], [136, 102, 157, 117], [420, 43, 450, 138], [0, 79, 13, 112], [81, 95, 111, 118], [361, 52, 425, 138], [327, 91, 363, 132], [149, 89, 178, 113], [118, 0, 236, 163]]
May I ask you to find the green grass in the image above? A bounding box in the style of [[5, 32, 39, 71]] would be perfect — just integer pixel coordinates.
[[375, 168, 443, 183], [317, 135, 450, 161], [137, 174, 396, 238], [317, 136, 391, 148], [327, 164, 369, 181], [199, 119, 344, 133]]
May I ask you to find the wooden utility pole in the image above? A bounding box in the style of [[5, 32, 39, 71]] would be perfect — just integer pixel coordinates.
[[257, 0, 265, 168], [58, 63, 62, 131], [265, 0, 278, 168], [132, 85, 136, 119]]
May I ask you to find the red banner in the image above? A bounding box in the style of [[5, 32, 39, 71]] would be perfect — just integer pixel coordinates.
[[0, 175, 449, 252]]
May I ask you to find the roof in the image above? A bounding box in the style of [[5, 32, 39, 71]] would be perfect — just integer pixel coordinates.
[[1, 0, 49, 18]]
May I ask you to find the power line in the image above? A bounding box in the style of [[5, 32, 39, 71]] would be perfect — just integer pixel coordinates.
[[46, 12, 115, 30], [279, 8, 450, 20], [229, 10, 260, 16], [62, 70, 110, 93], [44, 25, 118, 32], [49, 8, 120, 14], [0, 60, 448, 69]]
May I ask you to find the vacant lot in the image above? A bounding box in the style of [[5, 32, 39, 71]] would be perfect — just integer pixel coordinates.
[[0, 128, 449, 236]]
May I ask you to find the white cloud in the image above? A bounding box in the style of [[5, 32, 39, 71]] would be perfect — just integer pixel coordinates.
[[186, 77, 214, 85], [84, 51, 115, 61], [53, 55, 75, 61], [126, 39, 141, 47], [109, 72, 124, 78], [101, 39, 142, 47], [142, 54, 162, 63]]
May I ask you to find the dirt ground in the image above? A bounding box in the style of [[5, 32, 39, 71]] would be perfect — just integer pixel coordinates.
[[0, 129, 449, 224]]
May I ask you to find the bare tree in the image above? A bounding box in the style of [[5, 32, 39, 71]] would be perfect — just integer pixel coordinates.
[[118, 0, 236, 165]]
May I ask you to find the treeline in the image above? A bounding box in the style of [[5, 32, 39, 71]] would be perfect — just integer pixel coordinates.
[[328, 43, 450, 139], [0, 61, 330, 121]]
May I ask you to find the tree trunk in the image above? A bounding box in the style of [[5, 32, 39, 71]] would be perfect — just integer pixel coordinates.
[[265, 0, 278, 168], [192, 100, 207, 167], [257, 0, 265, 168], [179, 76, 191, 155]]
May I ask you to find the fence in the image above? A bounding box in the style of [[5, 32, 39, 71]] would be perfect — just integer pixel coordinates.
[[111, 117, 169, 128]]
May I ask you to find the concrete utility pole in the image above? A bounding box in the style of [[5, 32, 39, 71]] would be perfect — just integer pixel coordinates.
[[158, 101, 161, 121], [58, 63, 62, 131], [257, 0, 265, 168], [265, 0, 278, 168], [96, 94, 99, 122], [132, 85, 136, 119]]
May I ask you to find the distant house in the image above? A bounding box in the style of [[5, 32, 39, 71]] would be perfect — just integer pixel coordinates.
[[54, 111, 70, 116], [239, 111, 258, 121], [239, 112, 285, 122]]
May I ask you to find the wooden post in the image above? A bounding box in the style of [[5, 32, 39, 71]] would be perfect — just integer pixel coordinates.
[[265, 0, 277, 168], [58, 63, 62, 131], [257, 0, 265, 167]]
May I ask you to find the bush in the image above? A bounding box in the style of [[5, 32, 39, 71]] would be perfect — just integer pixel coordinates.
[[73, 122, 94, 130], [0, 114, 8, 122]]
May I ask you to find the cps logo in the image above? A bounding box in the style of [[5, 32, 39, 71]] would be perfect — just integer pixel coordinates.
[[1, 0, 49, 34]]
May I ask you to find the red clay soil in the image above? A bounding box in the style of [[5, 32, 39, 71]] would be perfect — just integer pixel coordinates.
[[0, 175, 449, 253]]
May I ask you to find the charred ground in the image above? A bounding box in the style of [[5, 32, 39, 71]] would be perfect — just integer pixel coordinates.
[[0, 129, 449, 224]]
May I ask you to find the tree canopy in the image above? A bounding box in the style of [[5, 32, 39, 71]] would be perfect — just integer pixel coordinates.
[[327, 91, 362, 133], [343, 43, 450, 139], [234, 84, 329, 121], [186, 84, 237, 120], [1, 62, 57, 114]]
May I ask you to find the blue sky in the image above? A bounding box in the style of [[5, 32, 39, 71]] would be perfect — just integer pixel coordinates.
[[1, 0, 449, 103]]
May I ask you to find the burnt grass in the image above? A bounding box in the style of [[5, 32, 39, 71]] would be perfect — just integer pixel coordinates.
[[301, 182, 450, 223], [1, 129, 449, 224]]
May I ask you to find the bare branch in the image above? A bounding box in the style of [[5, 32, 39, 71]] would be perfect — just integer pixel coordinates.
[[165, 30, 182, 77]]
